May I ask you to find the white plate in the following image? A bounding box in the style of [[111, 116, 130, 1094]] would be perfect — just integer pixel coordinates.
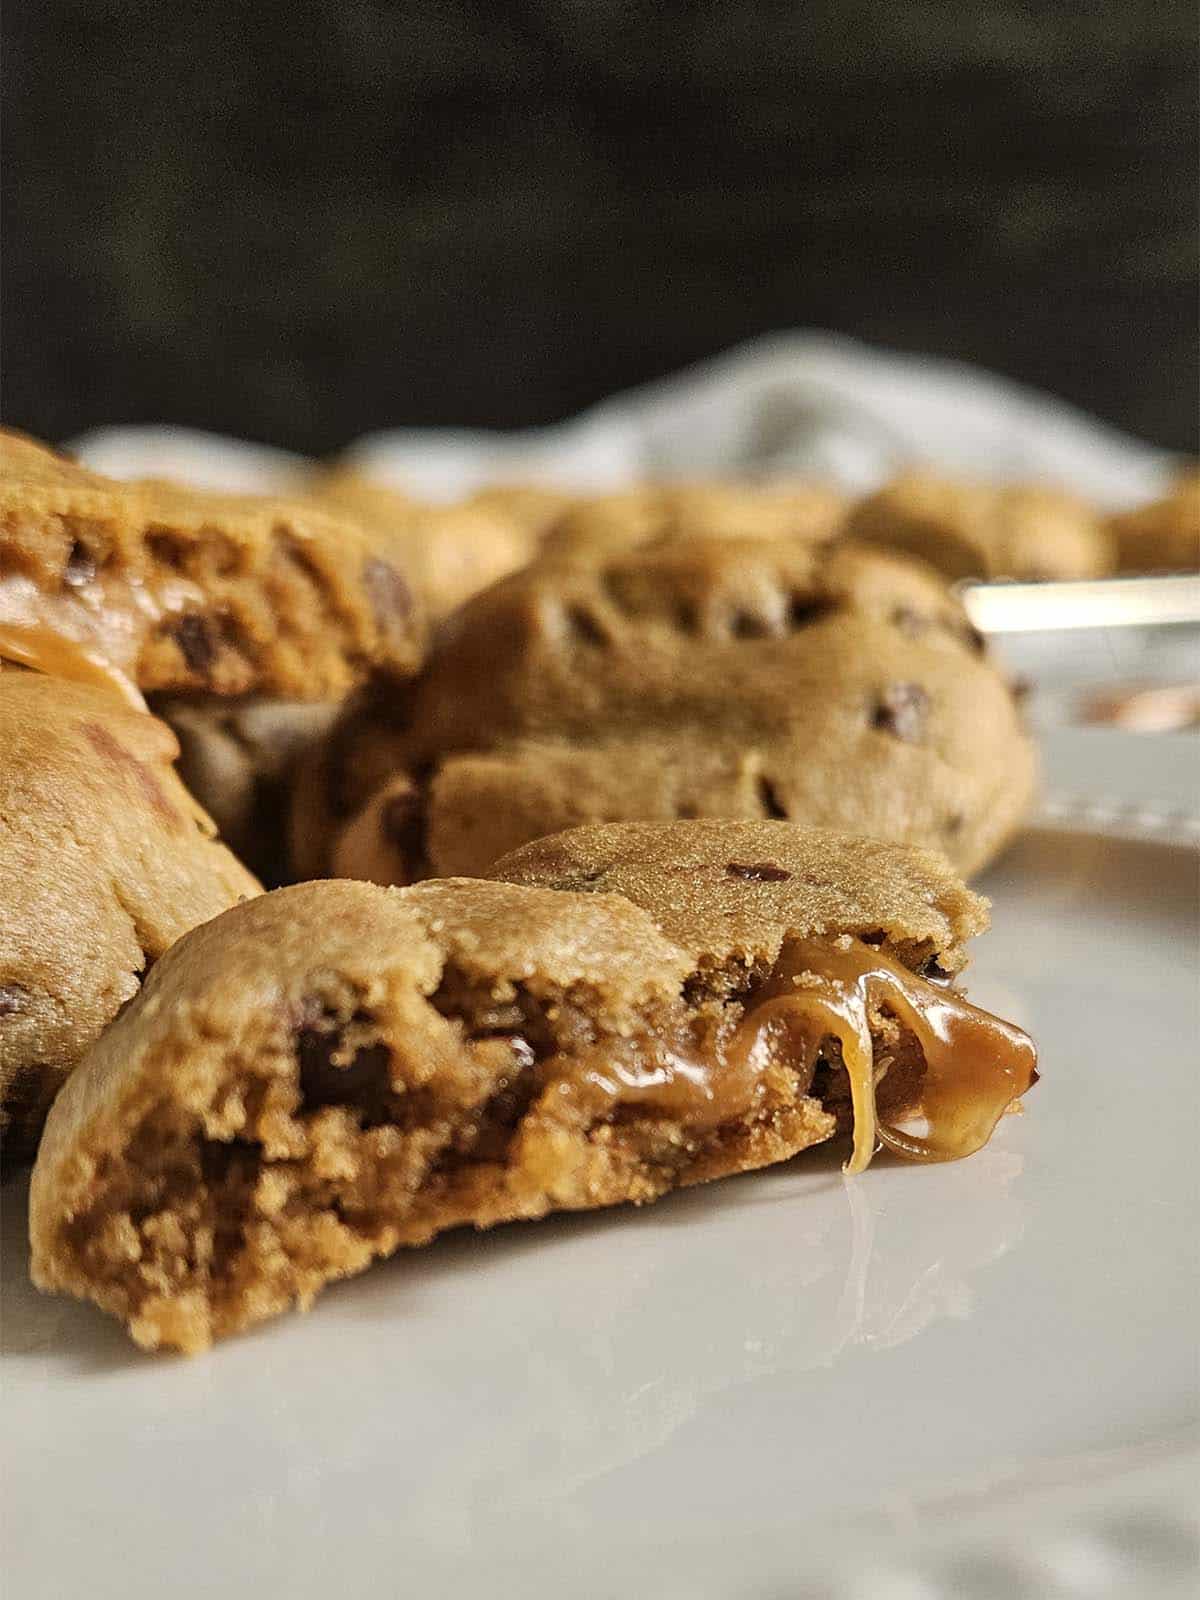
[[2, 733, 1198, 1599]]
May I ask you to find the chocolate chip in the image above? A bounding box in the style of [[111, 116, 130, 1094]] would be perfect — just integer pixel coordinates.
[[787, 593, 832, 629], [297, 1022, 393, 1118], [872, 682, 930, 742], [64, 540, 96, 587], [363, 558, 413, 635], [0, 984, 30, 1017], [756, 772, 789, 820], [726, 861, 792, 883], [730, 609, 770, 639], [173, 612, 218, 673], [381, 787, 425, 868], [565, 605, 609, 647], [146, 530, 189, 570]]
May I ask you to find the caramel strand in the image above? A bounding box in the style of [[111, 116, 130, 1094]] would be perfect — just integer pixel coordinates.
[[747, 937, 1037, 1172], [541, 936, 1037, 1174]]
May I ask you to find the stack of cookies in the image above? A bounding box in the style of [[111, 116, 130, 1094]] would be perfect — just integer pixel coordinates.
[[7, 419, 1185, 1351]]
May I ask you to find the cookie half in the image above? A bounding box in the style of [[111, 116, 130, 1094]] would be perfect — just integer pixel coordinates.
[[0, 674, 260, 1154], [0, 430, 425, 703], [29, 823, 1035, 1351]]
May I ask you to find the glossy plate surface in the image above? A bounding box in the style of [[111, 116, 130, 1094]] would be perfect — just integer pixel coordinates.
[[2, 732, 1197, 1598]]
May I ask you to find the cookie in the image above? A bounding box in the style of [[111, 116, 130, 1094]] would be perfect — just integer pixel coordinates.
[[0, 428, 425, 704], [311, 470, 539, 620], [314, 536, 1033, 883], [28, 822, 1036, 1351], [846, 471, 1114, 581], [541, 480, 846, 563], [1107, 471, 1200, 573], [0, 673, 260, 1155]]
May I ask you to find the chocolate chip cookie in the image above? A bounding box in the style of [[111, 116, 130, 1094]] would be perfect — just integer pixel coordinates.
[[28, 821, 1035, 1351], [1108, 471, 1200, 573], [846, 471, 1114, 581], [307, 536, 1033, 884], [311, 470, 540, 620], [0, 673, 260, 1155]]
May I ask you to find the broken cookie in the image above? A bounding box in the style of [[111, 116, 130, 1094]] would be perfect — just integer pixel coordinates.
[[29, 821, 1035, 1352]]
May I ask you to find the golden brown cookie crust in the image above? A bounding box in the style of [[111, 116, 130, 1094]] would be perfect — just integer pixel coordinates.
[[0, 673, 260, 1153], [0, 429, 425, 702], [847, 471, 1113, 581], [489, 819, 989, 978], [29, 826, 993, 1351]]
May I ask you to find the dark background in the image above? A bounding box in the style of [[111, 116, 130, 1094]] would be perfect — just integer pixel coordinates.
[[4, 1, 1197, 455]]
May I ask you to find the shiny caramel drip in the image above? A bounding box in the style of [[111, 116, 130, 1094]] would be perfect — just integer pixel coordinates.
[[754, 937, 1038, 1172], [0, 574, 147, 706], [0, 560, 207, 708], [544, 936, 1037, 1173]]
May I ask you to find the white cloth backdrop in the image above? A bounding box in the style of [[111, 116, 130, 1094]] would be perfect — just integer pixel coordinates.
[[70, 332, 1179, 507]]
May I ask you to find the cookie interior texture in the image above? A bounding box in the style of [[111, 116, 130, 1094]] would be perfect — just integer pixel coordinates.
[[28, 824, 1037, 1354], [0, 428, 425, 704], [0, 673, 260, 1155], [308, 535, 1034, 884]]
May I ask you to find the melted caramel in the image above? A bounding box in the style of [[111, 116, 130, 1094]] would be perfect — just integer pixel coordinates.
[[754, 938, 1038, 1172], [544, 936, 1037, 1173], [0, 567, 201, 708], [0, 619, 144, 706]]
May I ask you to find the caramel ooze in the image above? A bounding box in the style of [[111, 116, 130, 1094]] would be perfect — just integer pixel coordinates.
[[0, 575, 161, 707], [547, 936, 1036, 1173]]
